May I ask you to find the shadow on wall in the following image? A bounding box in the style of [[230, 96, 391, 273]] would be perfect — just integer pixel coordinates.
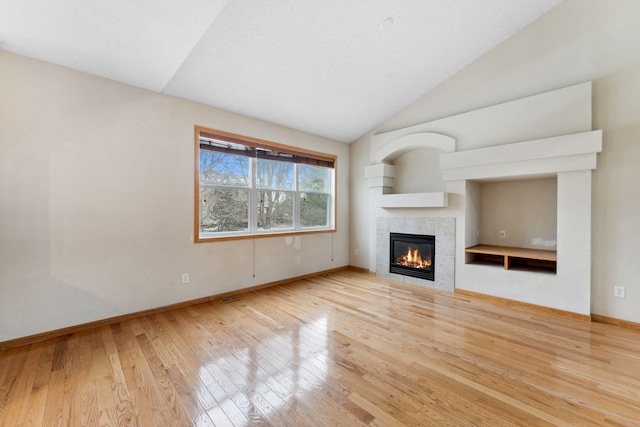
[[0, 274, 124, 342]]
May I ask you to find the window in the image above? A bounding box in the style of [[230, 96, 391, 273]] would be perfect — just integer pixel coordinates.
[[195, 127, 336, 241]]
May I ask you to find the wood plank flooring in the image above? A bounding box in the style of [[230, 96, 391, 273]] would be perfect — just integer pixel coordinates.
[[1, 269, 640, 426]]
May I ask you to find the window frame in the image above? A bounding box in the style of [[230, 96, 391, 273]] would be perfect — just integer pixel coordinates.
[[194, 126, 337, 242]]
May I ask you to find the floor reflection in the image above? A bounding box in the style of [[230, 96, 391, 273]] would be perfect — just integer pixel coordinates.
[[197, 314, 329, 424]]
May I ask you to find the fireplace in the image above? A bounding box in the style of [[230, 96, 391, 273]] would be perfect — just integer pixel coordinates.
[[390, 233, 435, 281]]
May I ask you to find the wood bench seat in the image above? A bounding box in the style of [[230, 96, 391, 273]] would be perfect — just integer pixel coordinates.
[[465, 244, 557, 270]]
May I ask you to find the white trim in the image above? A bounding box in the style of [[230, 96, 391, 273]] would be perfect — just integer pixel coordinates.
[[440, 130, 602, 181], [376, 192, 448, 208]]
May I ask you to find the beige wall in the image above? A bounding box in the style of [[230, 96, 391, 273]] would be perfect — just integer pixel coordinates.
[[0, 51, 350, 342], [350, 0, 640, 322], [393, 148, 445, 194], [479, 178, 557, 249]]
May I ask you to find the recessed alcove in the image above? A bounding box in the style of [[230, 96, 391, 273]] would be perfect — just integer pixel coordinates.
[[365, 132, 454, 208], [440, 129, 601, 314], [464, 176, 558, 274]]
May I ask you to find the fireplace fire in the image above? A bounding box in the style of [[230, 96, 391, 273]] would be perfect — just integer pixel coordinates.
[[396, 247, 432, 268], [390, 233, 435, 281]]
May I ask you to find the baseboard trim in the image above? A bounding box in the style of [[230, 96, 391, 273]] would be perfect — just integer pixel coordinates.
[[591, 314, 640, 331], [347, 265, 372, 273], [454, 288, 592, 322], [0, 266, 349, 351]]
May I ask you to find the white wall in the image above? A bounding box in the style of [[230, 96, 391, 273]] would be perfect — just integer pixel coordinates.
[[0, 51, 350, 342], [350, 0, 640, 322]]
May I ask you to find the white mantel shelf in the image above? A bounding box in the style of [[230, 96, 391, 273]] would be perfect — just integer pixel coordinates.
[[376, 192, 448, 208]]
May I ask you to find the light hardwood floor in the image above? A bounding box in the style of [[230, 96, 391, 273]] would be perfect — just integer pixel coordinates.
[[1, 269, 639, 426]]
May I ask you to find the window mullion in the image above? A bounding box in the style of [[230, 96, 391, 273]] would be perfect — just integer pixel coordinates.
[[294, 164, 301, 231], [250, 157, 257, 233], [329, 170, 334, 228]]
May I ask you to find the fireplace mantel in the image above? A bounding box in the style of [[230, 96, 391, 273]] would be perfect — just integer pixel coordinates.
[[376, 192, 448, 208]]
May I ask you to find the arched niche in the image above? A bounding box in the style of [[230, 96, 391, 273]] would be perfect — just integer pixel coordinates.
[[374, 132, 455, 164], [366, 132, 455, 207]]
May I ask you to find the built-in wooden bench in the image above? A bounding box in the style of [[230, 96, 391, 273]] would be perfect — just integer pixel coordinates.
[[465, 244, 557, 271]]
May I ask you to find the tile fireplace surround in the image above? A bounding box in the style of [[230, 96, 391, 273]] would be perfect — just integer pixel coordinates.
[[376, 216, 455, 291]]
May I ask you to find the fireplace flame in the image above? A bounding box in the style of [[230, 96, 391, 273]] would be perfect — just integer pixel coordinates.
[[397, 247, 431, 269]]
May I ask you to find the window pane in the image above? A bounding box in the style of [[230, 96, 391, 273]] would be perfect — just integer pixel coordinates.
[[299, 165, 330, 192], [200, 150, 249, 186], [200, 187, 249, 233], [256, 158, 294, 190], [257, 190, 294, 230], [300, 193, 329, 228]]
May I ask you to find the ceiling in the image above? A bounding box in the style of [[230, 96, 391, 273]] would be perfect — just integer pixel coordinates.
[[0, 0, 562, 143]]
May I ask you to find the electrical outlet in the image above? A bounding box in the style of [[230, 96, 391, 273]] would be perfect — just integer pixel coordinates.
[[499, 230, 506, 238], [182, 273, 189, 284], [613, 285, 625, 298], [354, 249, 359, 256]]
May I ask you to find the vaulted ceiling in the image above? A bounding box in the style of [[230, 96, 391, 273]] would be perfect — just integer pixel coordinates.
[[0, 0, 563, 142]]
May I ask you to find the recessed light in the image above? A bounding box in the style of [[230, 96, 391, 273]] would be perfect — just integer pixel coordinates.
[[380, 17, 394, 30]]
